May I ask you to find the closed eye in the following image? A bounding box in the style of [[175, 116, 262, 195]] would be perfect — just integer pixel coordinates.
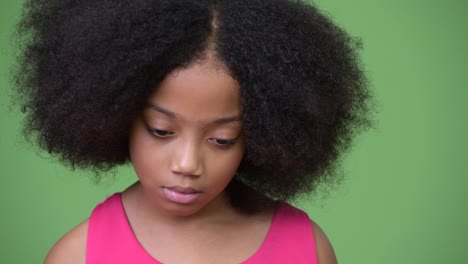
[[145, 126, 174, 138], [209, 138, 238, 147]]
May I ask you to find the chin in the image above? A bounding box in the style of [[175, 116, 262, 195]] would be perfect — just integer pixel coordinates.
[[163, 202, 206, 217]]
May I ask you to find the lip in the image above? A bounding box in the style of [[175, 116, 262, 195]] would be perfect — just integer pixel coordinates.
[[162, 186, 202, 204]]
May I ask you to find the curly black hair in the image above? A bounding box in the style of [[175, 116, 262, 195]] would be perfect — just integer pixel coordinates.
[[13, 0, 373, 210]]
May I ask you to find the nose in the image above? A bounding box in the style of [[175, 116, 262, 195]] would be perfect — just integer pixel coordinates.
[[170, 139, 203, 177]]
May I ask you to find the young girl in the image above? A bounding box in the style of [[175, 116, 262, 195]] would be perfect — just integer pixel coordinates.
[[13, 0, 372, 263]]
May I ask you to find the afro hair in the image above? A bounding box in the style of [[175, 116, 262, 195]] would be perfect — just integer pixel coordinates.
[[13, 0, 373, 210]]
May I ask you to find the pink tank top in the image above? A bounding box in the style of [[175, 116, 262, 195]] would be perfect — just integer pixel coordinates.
[[87, 193, 318, 263]]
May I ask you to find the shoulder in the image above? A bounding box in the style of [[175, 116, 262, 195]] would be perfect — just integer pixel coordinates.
[[44, 219, 88, 264], [311, 220, 338, 264], [278, 203, 338, 264]]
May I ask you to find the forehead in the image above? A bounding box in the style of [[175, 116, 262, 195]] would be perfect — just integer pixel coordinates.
[[146, 62, 241, 122]]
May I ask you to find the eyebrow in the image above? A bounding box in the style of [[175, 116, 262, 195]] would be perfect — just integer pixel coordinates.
[[146, 104, 242, 124]]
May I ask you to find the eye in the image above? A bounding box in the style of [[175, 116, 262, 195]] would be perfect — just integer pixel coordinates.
[[146, 127, 174, 138], [209, 138, 238, 147]]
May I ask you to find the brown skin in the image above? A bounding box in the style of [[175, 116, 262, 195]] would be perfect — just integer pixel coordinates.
[[129, 60, 245, 221], [44, 60, 338, 264]]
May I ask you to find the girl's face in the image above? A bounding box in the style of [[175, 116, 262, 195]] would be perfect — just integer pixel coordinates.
[[129, 61, 244, 217]]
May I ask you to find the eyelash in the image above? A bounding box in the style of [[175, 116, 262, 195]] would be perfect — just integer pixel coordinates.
[[209, 138, 238, 147], [149, 128, 174, 138], [145, 127, 238, 147]]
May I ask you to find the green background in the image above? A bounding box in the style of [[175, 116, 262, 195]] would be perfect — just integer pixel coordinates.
[[1, 0, 467, 263]]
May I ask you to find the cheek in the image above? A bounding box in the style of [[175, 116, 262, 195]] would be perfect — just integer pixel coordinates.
[[206, 145, 244, 182], [129, 128, 165, 181]]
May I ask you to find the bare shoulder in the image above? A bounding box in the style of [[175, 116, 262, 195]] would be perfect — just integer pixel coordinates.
[[311, 221, 338, 264], [44, 219, 89, 264]]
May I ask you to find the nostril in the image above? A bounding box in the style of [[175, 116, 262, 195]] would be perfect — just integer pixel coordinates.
[[170, 157, 203, 177], [170, 140, 204, 176]]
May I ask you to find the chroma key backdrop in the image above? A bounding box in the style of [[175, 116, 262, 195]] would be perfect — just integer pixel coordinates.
[[1, 0, 467, 263]]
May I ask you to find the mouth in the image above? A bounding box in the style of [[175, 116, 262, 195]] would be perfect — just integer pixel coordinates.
[[162, 186, 202, 204]]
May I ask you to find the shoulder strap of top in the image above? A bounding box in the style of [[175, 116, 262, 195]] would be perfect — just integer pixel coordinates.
[[86, 193, 158, 264], [245, 202, 318, 264]]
